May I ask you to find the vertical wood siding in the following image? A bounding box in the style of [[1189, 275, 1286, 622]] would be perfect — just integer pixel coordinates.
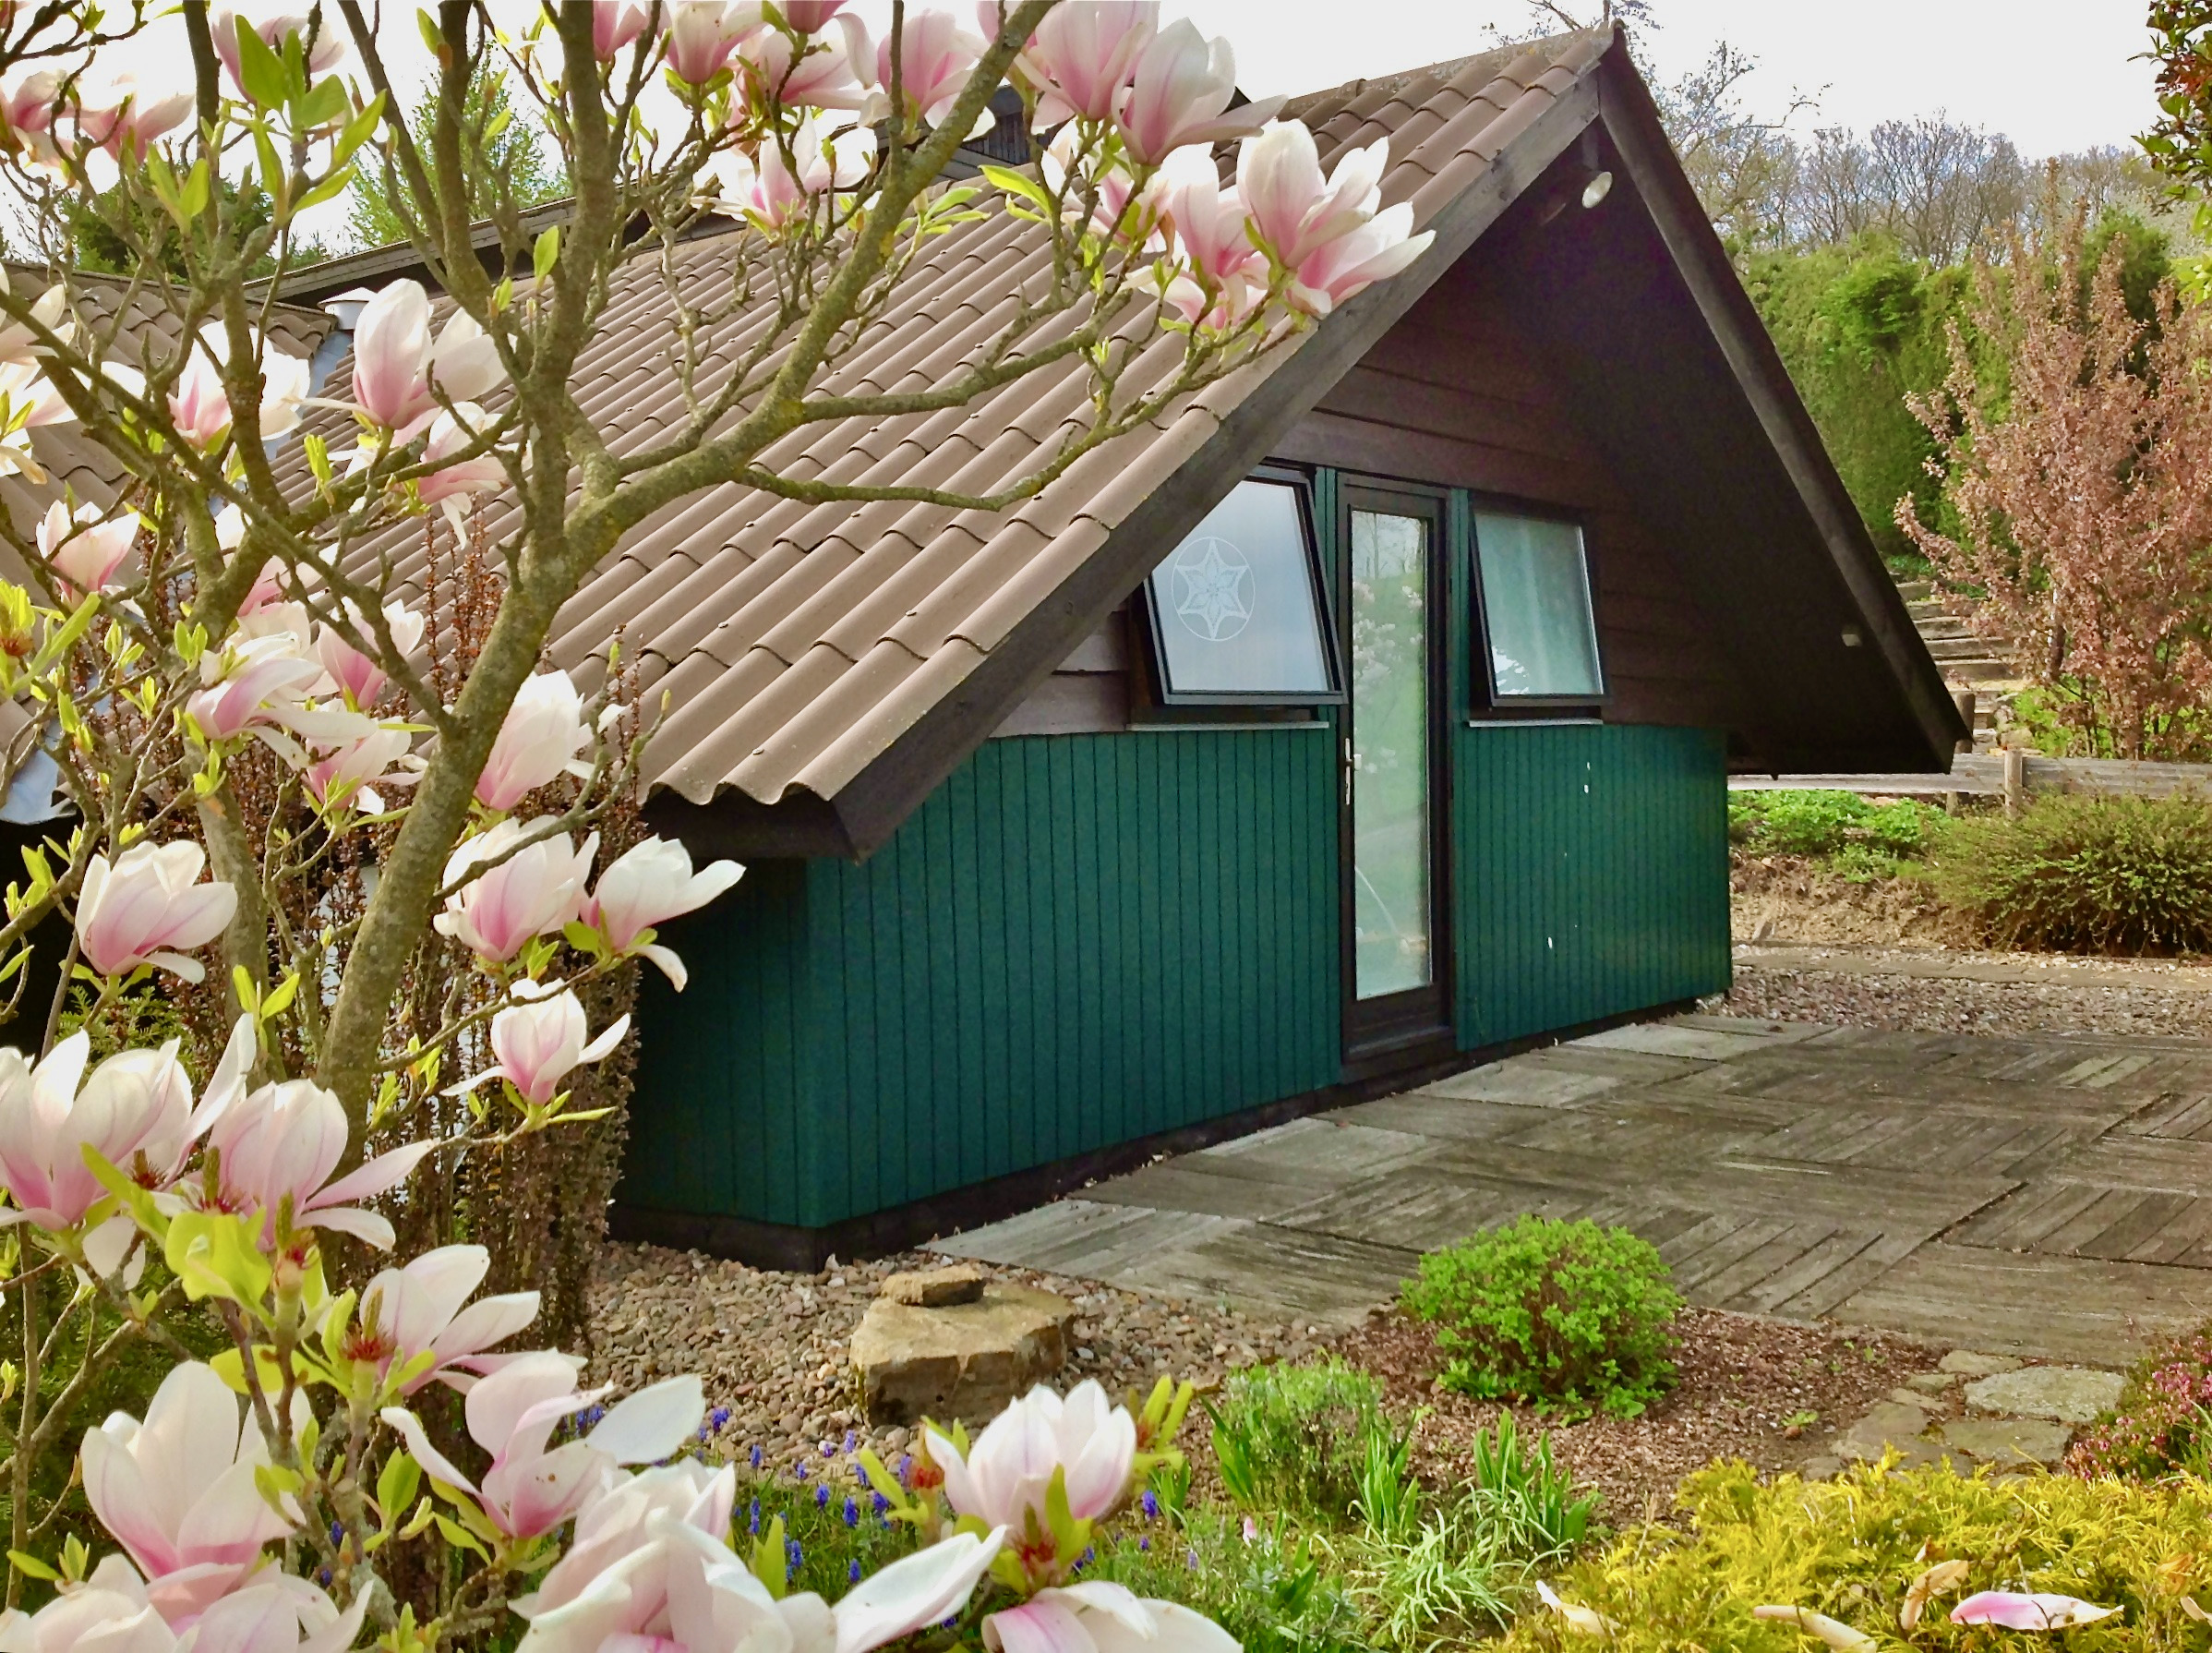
[[627, 728, 1341, 1228], [1454, 722, 1730, 1049]]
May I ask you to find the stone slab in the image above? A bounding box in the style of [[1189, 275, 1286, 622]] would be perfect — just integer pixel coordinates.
[[1940, 1417, 2074, 1466], [1963, 1367, 2124, 1424], [1941, 1351, 2022, 1376], [1837, 1401, 1931, 1462]]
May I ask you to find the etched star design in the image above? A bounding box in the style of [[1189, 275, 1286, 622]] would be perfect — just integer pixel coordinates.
[[1174, 540, 1251, 640]]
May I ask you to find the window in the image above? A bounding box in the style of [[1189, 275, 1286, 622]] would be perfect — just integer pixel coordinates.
[[1473, 511, 1603, 701], [1145, 477, 1338, 702]]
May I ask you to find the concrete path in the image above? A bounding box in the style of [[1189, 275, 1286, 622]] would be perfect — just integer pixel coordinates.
[[933, 1016, 2212, 1362]]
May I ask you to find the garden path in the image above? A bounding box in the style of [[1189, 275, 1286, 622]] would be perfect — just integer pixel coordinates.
[[933, 1015, 2212, 1363]]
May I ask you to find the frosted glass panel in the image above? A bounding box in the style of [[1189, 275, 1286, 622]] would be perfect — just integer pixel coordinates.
[[1148, 480, 1332, 697], [1474, 513, 1604, 699], [1351, 510, 1432, 998]]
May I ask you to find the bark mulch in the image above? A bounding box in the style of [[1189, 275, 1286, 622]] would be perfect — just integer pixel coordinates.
[[1328, 1305, 1941, 1522]]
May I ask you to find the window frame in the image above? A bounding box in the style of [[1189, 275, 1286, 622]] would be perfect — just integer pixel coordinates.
[[1139, 465, 1346, 708], [1468, 500, 1608, 711]]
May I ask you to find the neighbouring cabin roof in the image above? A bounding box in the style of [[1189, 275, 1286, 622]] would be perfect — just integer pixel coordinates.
[[0, 267, 332, 525]]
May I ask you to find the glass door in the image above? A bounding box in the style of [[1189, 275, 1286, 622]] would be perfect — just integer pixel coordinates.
[[1342, 486, 1449, 1057]]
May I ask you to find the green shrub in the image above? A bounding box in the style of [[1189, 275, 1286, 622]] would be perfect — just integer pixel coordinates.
[[1728, 790, 1943, 865], [1208, 1357, 1392, 1524], [1402, 1216, 1682, 1418], [1501, 1459, 2212, 1653], [1930, 792, 2212, 954]]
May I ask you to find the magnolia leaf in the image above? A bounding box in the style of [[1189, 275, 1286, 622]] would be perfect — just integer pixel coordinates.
[[378, 1451, 422, 1523], [534, 225, 559, 283], [415, 8, 444, 54], [6, 1550, 57, 1582], [331, 90, 386, 164], [980, 163, 1050, 211], [292, 168, 355, 216], [432, 1514, 487, 1560], [164, 1210, 274, 1307], [80, 1145, 164, 1239]]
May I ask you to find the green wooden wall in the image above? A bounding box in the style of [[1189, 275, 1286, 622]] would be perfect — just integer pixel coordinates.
[[1453, 721, 1731, 1048], [626, 728, 1342, 1228]]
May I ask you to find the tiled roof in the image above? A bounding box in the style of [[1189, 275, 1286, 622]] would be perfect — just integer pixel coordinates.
[[317, 28, 1617, 827]]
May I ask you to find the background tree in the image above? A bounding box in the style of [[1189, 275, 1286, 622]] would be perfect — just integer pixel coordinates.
[[1898, 211, 2212, 759], [61, 175, 329, 275], [343, 58, 566, 250]]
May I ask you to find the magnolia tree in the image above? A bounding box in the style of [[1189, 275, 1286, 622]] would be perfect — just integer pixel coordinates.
[[0, 0, 1432, 1646]]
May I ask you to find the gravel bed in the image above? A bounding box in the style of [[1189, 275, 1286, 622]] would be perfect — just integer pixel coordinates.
[[1719, 954, 2212, 1039], [586, 1242, 1323, 1465], [1335, 1305, 1941, 1520]]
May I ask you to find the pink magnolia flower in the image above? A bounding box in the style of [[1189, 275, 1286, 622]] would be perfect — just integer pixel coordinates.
[[875, 9, 984, 127], [1287, 201, 1433, 317], [1239, 124, 1389, 271], [1025, 2, 1151, 126], [201, 1078, 437, 1248], [1148, 145, 1263, 287], [664, 0, 760, 85], [742, 14, 872, 110], [80, 1362, 297, 1625], [381, 1354, 703, 1540], [186, 633, 374, 755], [173, 1581, 367, 1653], [1114, 21, 1280, 166], [433, 818, 597, 964], [349, 281, 505, 432], [1041, 125, 1140, 241], [314, 599, 425, 709], [1, 69, 58, 144], [583, 837, 743, 988], [475, 669, 590, 811], [167, 325, 310, 448], [512, 1511, 1001, 1653], [449, 983, 630, 1107], [448, 982, 624, 1107], [1950, 1593, 2121, 1631], [513, 1462, 734, 1620], [74, 842, 237, 983], [74, 74, 193, 160], [38, 498, 139, 592], [0, 1032, 196, 1232], [303, 727, 416, 815], [353, 1243, 541, 1395], [777, 0, 847, 30], [703, 117, 875, 228], [0, 1555, 179, 1653], [593, 2, 652, 58], [211, 8, 349, 92], [926, 1381, 1136, 1546], [0, 284, 73, 366], [985, 1584, 1237, 1653]]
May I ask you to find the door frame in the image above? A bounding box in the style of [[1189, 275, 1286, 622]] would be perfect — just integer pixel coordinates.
[[1337, 478, 1456, 1068]]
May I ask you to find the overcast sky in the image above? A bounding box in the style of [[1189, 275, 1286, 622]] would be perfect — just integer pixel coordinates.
[[80, 1, 2163, 248], [1166, 1, 2159, 159]]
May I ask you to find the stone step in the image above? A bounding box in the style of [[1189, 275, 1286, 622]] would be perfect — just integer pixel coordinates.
[[1926, 637, 2011, 662]]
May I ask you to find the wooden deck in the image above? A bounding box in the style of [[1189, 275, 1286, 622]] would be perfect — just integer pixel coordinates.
[[934, 1016, 2212, 1362]]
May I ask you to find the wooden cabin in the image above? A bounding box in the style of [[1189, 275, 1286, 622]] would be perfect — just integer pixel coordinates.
[[265, 27, 1960, 1267]]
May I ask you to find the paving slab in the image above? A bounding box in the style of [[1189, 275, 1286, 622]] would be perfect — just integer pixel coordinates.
[[934, 1016, 2212, 1362], [1963, 1367, 2124, 1423]]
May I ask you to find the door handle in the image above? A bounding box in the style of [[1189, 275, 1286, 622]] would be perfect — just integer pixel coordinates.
[[1342, 737, 1352, 807]]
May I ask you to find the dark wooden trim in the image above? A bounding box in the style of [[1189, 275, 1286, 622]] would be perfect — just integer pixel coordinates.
[[1592, 56, 1965, 766], [822, 73, 1606, 859], [644, 787, 857, 862], [609, 994, 1708, 1271]]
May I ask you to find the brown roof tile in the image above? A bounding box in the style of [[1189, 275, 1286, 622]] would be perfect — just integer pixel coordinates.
[[305, 30, 1617, 824]]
